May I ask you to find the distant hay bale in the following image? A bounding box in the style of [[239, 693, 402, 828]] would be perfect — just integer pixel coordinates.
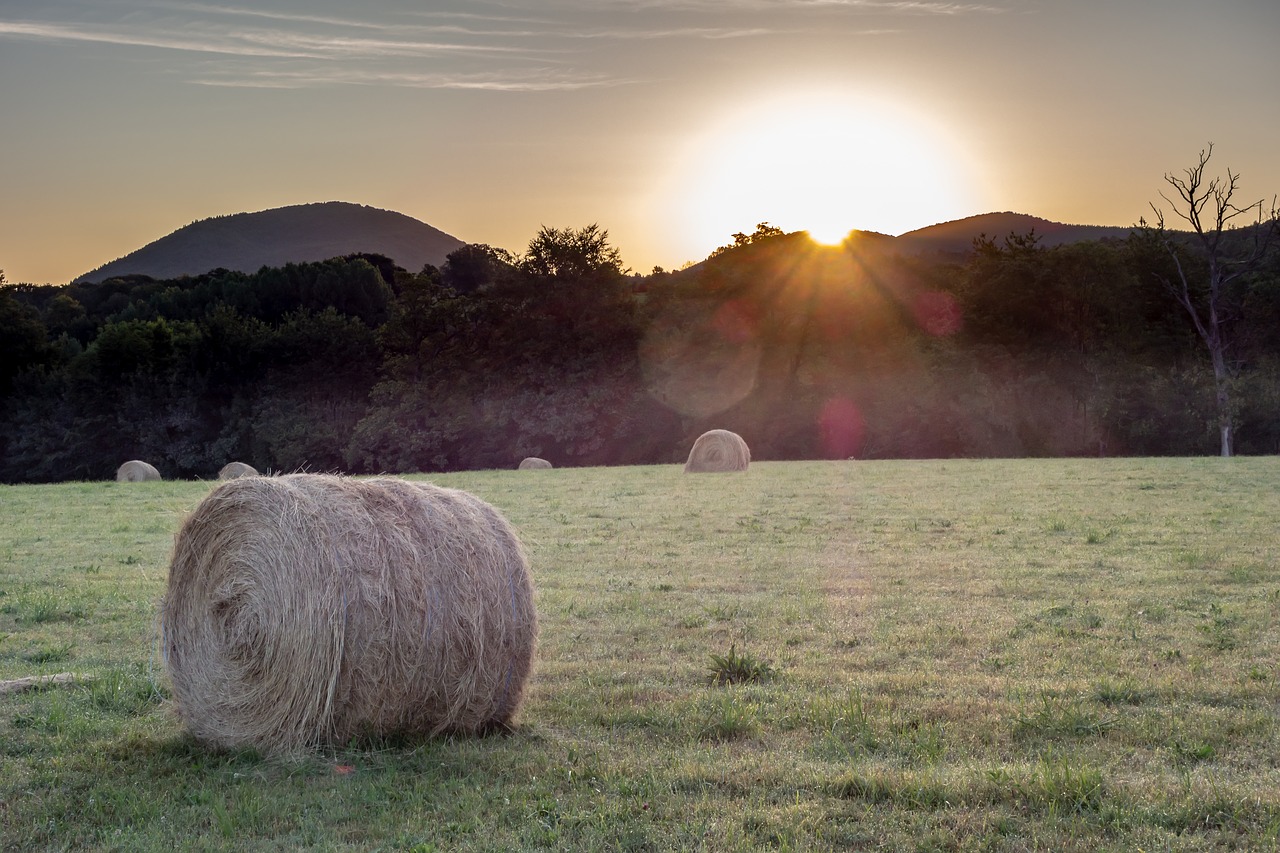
[[518, 457, 552, 470], [217, 462, 259, 480], [116, 460, 161, 482], [684, 429, 750, 473], [161, 474, 538, 754]]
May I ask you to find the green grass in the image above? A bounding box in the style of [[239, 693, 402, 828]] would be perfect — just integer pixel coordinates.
[[1, 458, 1278, 850]]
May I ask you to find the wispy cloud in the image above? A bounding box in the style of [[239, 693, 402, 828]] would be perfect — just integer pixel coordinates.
[[232, 31, 533, 59], [0, 18, 542, 60], [166, 3, 787, 42], [191, 66, 631, 92], [161, 3, 560, 39], [788, 0, 1003, 11], [0, 20, 317, 58], [513, 0, 1003, 12], [164, 3, 404, 32], [0, 6, 649, 92], [0, 0, 986, 95]]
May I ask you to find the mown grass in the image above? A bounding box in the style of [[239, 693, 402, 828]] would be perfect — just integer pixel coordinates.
[[1, 458, 1277, 851]]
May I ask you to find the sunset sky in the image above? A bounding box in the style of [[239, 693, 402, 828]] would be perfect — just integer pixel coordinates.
[[2, 0, 1277, 284]]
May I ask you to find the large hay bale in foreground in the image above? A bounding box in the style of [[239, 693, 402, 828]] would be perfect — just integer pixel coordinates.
[[162, 474, 537, 754], [217, 462, 259, 480], [116, 460, 161, 482], [684, 429, 750, 473], [518, 457, 552, 470]]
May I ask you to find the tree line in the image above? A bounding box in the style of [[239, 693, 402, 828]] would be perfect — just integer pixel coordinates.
[[2, 207, 1278, 483]]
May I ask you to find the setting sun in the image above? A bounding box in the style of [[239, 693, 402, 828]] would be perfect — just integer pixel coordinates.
[[666, 91, 981, 254]]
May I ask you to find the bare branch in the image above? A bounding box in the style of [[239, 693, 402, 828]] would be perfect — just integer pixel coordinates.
[[1144, 144, 1275, 456]]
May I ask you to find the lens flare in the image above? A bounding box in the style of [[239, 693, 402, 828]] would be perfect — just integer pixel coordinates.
[[818, 397, 865, 459]]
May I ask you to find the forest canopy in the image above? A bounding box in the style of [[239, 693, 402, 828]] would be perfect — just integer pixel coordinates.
[[2, 221, 1278, 483]]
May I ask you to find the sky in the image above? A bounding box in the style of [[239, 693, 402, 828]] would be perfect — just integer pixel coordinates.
[[2, 0, 1277, 284]]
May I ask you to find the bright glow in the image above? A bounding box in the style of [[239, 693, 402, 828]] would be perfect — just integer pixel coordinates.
[[665, 90, 980, 255]]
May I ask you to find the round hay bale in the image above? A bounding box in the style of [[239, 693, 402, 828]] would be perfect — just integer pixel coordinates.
[[161, 474, 537, 754], [217, 462, 259, 480], [116, 460, 161, 482], [517, 457, 552, 470], [684, 429, 750, 473]]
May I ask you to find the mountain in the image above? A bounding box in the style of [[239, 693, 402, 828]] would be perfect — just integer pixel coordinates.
[[897, 212, 1135, 255], [675, 213, 1137, 280], [76, 202, 465, 283]]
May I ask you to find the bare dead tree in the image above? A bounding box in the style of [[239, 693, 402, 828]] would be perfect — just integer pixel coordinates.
[[1144, 144, 1278, 457]]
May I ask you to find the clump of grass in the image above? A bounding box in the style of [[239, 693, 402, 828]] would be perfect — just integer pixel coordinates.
[[829, 769, 954, 809], [1085, 528, 1113, 544], [819, 689, 879, 751], [2, 588, 91, 624], [89, 667, 166, 716], [1021, 756, 1105, 814], [1197, 605, 1241, 651], [21, 643, 74, 664], [698, 693, 759, 741], [703, 603, 740, 622], [708, 644, 775, 685], [1014, 693, 1117, 740], [679, 613, 708, 629], [1094, 679, 1150, 707], [1171, 740, 1217, 766]]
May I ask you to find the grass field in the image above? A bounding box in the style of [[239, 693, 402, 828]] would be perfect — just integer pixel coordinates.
[[1, 458, 1278, 851]]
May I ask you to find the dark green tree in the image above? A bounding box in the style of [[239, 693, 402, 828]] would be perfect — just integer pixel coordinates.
[[441, 244, 517, 294], [0, 283, 49, 395]]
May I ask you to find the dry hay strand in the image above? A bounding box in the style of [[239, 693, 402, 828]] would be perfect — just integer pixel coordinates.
[[117, 460, 161, 482], [161, 473, 538, 755], [218, 462, 259, 480], [518, 457, 552, 470], [0, 672, 87, 696], [684, 429, 750, 473]]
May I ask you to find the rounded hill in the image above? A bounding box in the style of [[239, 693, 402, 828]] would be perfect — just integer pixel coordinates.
[[77, 202, 465, 283]]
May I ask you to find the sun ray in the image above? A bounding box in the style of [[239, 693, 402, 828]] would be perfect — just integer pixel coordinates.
[[664, 89, 980, 259]]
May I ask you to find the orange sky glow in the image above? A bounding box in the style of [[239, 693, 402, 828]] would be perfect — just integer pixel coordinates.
[[1, 1, 1277, 284]]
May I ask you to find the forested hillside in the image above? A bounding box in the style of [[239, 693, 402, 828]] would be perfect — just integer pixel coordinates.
[[2, 222, 1278, 483]]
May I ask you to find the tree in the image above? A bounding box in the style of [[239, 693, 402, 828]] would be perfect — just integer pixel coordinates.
[[441, 244, 517, 294], [708, 222, 787, 258], [520, 224, 623, 280], [0, 284, 49, 395], [1142, 144, 1278, 456]]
